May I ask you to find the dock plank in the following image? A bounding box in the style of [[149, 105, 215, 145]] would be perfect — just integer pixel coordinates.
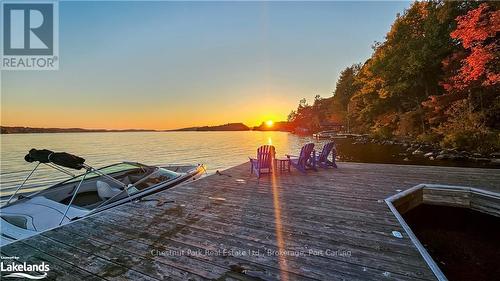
[[2, 162, 499, 280]]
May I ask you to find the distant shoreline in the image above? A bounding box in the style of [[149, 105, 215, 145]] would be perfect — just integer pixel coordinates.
[[0, 124, 289, 134], [165, 123, 250, 132], [0, 126, 158, 134]]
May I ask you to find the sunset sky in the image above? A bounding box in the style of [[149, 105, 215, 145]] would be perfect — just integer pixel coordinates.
[[1, 1, 410, 130]]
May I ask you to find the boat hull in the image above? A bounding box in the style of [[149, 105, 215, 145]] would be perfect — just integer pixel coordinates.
[[0, 163, 206, 246]]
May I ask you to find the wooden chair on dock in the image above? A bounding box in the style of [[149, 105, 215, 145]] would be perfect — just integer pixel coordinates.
[[315, 142, 338, 168], [286, 143, 316, 173], [249, 145, 276, 178]]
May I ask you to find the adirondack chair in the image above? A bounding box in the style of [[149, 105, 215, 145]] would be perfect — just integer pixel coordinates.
[[249, 145, 276, 178], [286, 143, 316, 174], [315, 142, 338, 168]]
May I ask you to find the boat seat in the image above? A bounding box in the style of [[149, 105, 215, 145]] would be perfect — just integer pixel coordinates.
[[1, 217, 38, 246], [1, 196, 89, 232], [96, 180, 121, 200]]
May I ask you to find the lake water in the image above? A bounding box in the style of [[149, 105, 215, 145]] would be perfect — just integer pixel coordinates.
[[0, 131, 494, 198], [0, 131, 313, 197]]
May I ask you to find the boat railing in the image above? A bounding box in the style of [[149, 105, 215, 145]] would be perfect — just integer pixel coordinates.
[[58, 163, 134, 225], [5, 163, 41, 205], [59, 166, 91, 225], [3, 160, 135, 226], [81, 165, 165, 215]]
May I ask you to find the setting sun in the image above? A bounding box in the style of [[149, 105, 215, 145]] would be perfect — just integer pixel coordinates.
[[265, 120, 274, 127]]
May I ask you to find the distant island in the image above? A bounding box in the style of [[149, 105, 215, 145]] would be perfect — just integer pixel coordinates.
[[169, 123, 250, 131]]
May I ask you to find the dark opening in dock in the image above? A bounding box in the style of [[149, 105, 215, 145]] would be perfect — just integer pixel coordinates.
[[386, 184, 500, 281], [404, 204, 500, 281]]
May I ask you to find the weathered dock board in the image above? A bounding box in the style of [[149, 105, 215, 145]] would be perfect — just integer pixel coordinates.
[[2, 162, 499, 280]]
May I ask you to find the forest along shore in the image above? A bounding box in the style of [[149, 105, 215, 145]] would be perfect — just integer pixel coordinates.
[[335, 136, 500, 168], [287, 2, 499, 158]]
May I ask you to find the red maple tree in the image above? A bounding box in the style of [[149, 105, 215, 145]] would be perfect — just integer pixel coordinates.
[[423, 3, 499, 119], [442, 3, 499, 92]]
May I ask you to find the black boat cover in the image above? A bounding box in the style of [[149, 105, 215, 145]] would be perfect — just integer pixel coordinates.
[[24, 149, 85, 170]]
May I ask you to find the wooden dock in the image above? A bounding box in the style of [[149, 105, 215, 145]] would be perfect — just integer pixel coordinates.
[[1, 162, 499, 280]]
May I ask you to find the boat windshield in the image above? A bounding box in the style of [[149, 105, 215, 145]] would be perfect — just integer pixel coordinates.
[[101, 168, 181, 203], [58, 163, 152, 186], [129, 168, 180, 192]]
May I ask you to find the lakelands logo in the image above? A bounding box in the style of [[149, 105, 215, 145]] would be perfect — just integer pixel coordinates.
[[1, 256, 50, 279], [1, 1, 59, 70]]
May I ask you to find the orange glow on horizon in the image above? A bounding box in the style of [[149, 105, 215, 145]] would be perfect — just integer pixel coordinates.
[[1, 86, 297, 130], [1, 102, 292, 130]]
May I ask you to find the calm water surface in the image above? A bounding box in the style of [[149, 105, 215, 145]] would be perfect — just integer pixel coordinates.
[[0, 131, 314, 197], [1, 131, 494, 198]]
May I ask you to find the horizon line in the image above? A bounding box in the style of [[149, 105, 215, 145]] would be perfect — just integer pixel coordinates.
[[0, 121, 289, 132]]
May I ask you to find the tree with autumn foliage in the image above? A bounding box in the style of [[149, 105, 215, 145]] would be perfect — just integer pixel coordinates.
[[424, 3, 499, 118], [287, 95, 337, 133], [347, 1, 474, 138], [288, 1, 499, 153], [443, 3, 499, 92], [423, 2, 499, 152], [343, 1, 499, 152]]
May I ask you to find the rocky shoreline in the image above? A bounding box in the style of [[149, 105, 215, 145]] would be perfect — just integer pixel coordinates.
[[351, 136, 500, 166]]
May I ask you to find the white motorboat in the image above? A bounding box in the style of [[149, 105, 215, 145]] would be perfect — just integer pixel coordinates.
[[0, 149, 206, 246]]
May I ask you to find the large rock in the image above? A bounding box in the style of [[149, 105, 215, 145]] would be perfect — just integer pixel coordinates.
[[439, 150, 447, 155], [490, 152, 500, 158], [458, 151, 470, 157], [453, 154, 467, 160], [471, 157, 490, 162], [412, 147, 425, 155], [435, 154, 449, 160], [439, 149, 457, 155], [424, 152, 434, 158]]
